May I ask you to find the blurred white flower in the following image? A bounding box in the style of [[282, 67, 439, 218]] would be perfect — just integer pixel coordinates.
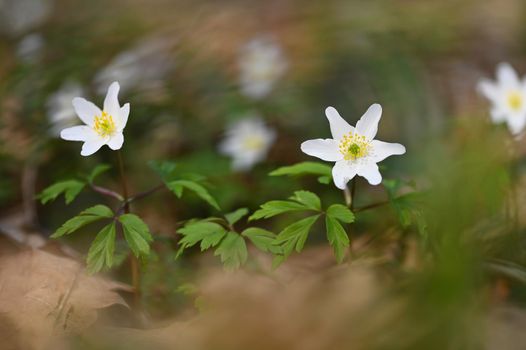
[[47, 82, 84, 136], [238, 36, 288, 99], [16, 33, 44, 63], [60, 82, 130, 156], [478, 63, 526, 135], [219, 116, 276, 171], [93, 36, 175, 95], [301, 105, 406, 189], [0, 0, 52, 36]]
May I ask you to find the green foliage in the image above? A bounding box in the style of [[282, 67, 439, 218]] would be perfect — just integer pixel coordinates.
[[214, 231, 248, 270], [52, 205, 114, 238], [167, 180, 220, 210], [87, 222, 116, 273], [177, 221, 227, 256], [383, 179, 427, 238], [241, 227, 281, 254], [326, 204, 355, 223], [39, 180, 85, 205], [86, 164, 111, 183], [149, 160, 177, 181], [325, 216, 350, 263], [270, 161, 333, 185], [275, 215, 321, 258], [119, 214, 153, 258], [249, 190, 320, 220], [225, 208, 249, 225]]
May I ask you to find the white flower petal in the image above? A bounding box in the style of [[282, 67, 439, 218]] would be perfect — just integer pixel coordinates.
[[477, 79, 500, 101], [497, 62, 520, 87], [107, 133, 124, 150], [357, 163, 382, 185], [332, 161, 357, 189], [80, 139, 105, 156], [72, 97, 101, 126], [103, 81, 121, 119], [325, 107, 353, 140], [490, 108, 507, 123], [119, 103, 130, 130], [300, 138, 342, 162], [60, 125, 96, 141], [355, 104, 382, 140], [370, 140, 406, 162], [507, 115, 526, 135]]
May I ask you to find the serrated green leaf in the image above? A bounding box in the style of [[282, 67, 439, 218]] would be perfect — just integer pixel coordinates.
[[86, 164, 111, 183], [39, 180, 85, 205], [87, 222, 116, 274], [249, 201, 307, 221], [167, 180, 220, 210], [52, 205, 113, 238], [241, 227, 281, 254], [290, 190, 321, 210], [270, 162, 332, 177], [214, 232, 248, 270], [326, 204, 355, 223], [275, 215, 320, 254], [177, 222, 227, 257], [149, 160, 177, 181], [225, 208, 249, 225], [119, 214, 153, 258], [325, 216, 350, 263]]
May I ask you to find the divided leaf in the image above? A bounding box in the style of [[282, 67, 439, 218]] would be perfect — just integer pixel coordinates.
[[249, 201, 307, 221], [167, 180, 220, 210], [39, 180, 85, 205], [270, 162, 332, 178], [149, 160, 177, 181], [275, 215, 320, 256], [325, 216, 350, 263], [52, 205, 114, 238], [326, 204, 355, 223], [214, 232, 248, 270], [289, 190, 321, 210], [86, 164, 111, 183], [119, 214, 153, 258], [242, 227, 281, 254], [177, 221, 228, 257], [225, 208, 249, 226], [87, 222, 116, 273]]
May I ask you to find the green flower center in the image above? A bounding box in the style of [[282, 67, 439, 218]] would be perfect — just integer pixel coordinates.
[[93, 112, 116, 137], [339, 132, 371, 161]]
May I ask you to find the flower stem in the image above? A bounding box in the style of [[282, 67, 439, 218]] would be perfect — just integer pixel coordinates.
[[343, 178, 357, 210], [116, 150, 141, 308]]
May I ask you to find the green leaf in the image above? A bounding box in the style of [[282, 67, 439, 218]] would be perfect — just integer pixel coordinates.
[[87, 222, 116, 273], [86, 164, 111, 183], [317, 175, 331, 184], [119, 214, 153, 258], [249, 201, 307, 221], [242, 227, 281, 254], [214, 232, 248, 270], [167, 180, 220, 210], [290, 190, 321, 211], [177, 222, 228, 257], [149, 160, 177, 181], [52, 205, 113, 238], [270, 162, 332, 178], [325, 216, 350, 263], [326, 204, 355, 223], [39, 180, 85, 205], [275, 215, 320, 255], [225, 208, 249, 225]]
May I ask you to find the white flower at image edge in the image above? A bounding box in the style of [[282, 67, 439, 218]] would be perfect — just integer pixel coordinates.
[[301, 104, 406, 189], [60, 82, 130, 156], [219, 117, 276, 171], [478, 63, 526, 135]]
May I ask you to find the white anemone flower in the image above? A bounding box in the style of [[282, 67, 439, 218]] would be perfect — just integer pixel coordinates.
[[478, 63, 526, 135], [219, 116, 276, 171], [238, 36, 288, 99], [301, 104, 406, 189], [60, 82, 130, 156]]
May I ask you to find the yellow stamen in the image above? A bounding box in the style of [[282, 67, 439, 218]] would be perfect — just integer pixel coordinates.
[[339, 132, 371, 161], [243, 136, 264, 151], [507, 91, 523, 111], [93, 111, 116, 137]]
